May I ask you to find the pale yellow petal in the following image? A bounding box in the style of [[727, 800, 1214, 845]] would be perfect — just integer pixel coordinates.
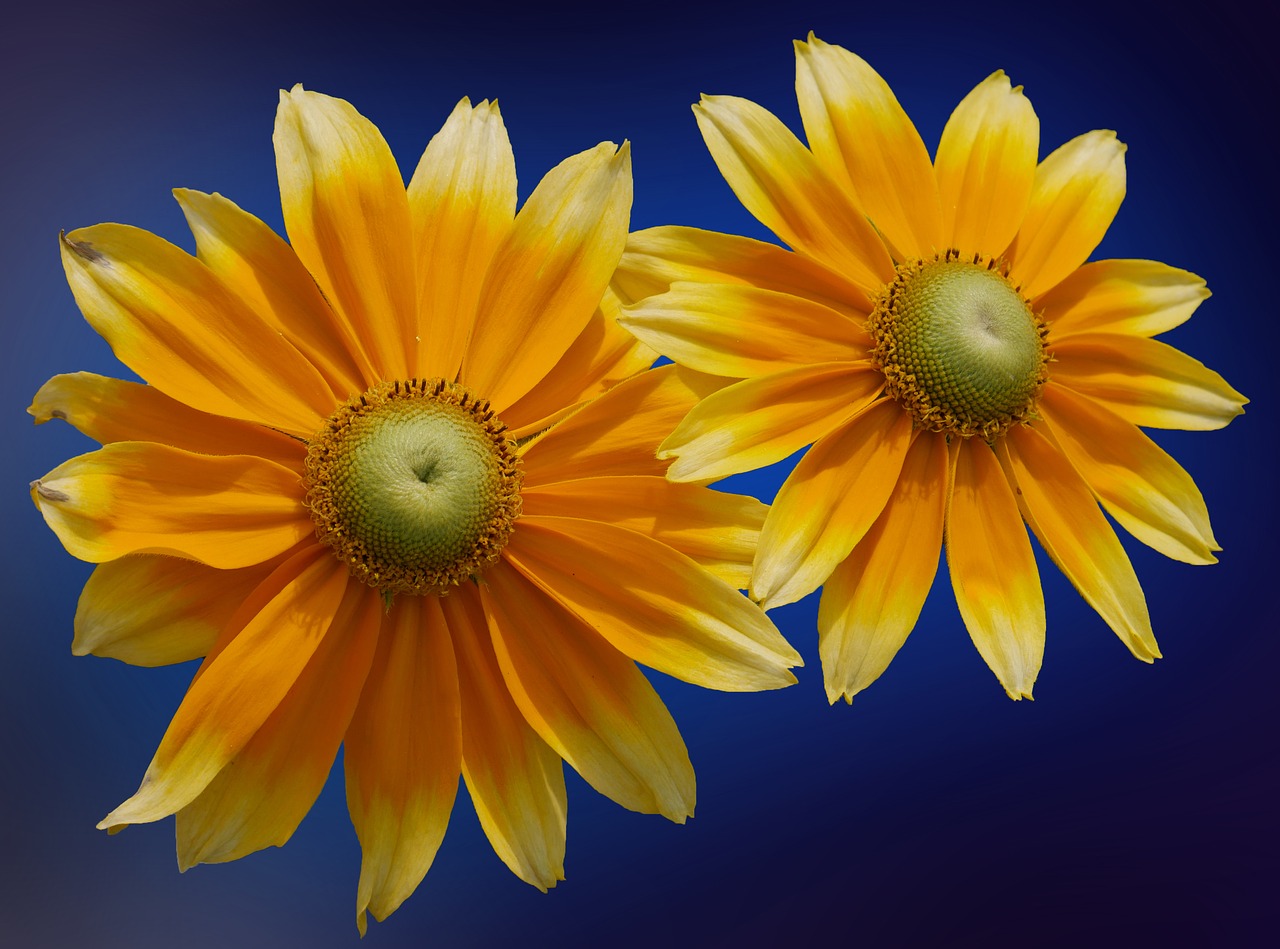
[[275, 86, 417, 381], [345, 596, 461, 936], [752, 399, 914, 610], [1002, 425, 1159, 661], [482, 560, 695, 822], [694, 94, 894, 292], [408, 98, 517, 381], [817, 432, 948, 703], [946, 439, 1045, 700], [934, 71, 1039, 255], [1039, 383, 1219, 564], [504, 516, 799, 690], [59, 226, 331, 434], [618, 282, 869, 378], [31, 442, 311, 568], [175, 581, 381, 868], [441, 589, 566, 891], [794, 35, 941, 258], [98, 548, 349, 829], [1036, 259, 1209, 338], [659, 362, 882, 484], [1050, 332, 1245, 431], [1005, 130, 1127, 299], [463, 142, 632, 412]]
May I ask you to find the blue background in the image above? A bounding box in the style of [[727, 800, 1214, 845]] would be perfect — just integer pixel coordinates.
[[3, 1, 1275, 945]]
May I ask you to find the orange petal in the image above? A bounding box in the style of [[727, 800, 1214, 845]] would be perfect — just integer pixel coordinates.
[[175, 580, 381, 869], [59, 225, 331, 434], [752, 399, 914, 610], [1039, 383, 1219, 564], [29, 372, 303, 466], [1005, 130, 1127, 299], [274, 86, 417, 381], [482, 560, 695, 821], [73, 554, 286, 666], [618, 281, 869, 378], [464, 142, 632, 411], [794, 35, 941, 258], [441, 588, 566, 891], [658, 361, 882, 484], [693, 94, 894, 292], [345, 596, 461, 936], [946, 439, 1045, 700], [97, 547, 348, 829], [1050, 332, 1246, 431], [1002, 424, 1159, 661], [504, 516, 799, 690], [1036, 258, 1209, 338], [817, 432, 948, 703], [408, 98, 517, 381], [934, 71, 1039, 256], [521, 475, 766, 589], [32, 442, 312, 568]]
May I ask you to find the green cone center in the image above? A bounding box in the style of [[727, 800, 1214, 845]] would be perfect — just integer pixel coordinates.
[[305, 379, 522, 596], [870, 255, 1047, 438]]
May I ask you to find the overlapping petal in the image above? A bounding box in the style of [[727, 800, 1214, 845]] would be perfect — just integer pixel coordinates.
[[1037, 259, 1209, 338]]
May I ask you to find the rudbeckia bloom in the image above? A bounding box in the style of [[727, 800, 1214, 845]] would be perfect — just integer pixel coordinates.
[[617, 36, 1245, 703], [30, 88, 801, 933]]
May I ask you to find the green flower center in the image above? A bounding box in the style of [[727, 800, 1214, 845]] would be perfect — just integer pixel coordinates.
[[304, 379, 522, 596], [869, 252, 1048, 439]]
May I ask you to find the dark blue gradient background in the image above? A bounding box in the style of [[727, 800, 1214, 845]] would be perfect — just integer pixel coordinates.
[[3, 2, 1275, 945]]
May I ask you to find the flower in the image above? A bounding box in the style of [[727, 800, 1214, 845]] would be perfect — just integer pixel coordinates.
[[30, 87, 801, 933], [616, 36, 1246, 703]]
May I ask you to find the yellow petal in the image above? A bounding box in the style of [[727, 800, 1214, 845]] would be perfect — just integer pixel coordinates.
[[441, 588, 566, 891], [482, 560, 695, 821], [794, 35, 941, 258], [500, 287, 656, 434], [615, 225, 871, 314], [59, 225, 331, 435], [1036, 258, 1209, 338], [1050, 332, 1245, 431], [1005, 130, 1127, 299], [463, 142, 632, 412], [659, 362, 883, 484], [98, 548, 348, 829], [274, 86, 417, 381], [504, 516, 799, 690], [946, 439, 1045, 700], [519, 363, 719, 483], [817, 432, 948, 703], [522, 475, 766, 589], [73, 554, 285, 666], [934, 71, 1039, 255], [1002, 424, 1159, 661], [408, 98, 517, 381], [175, 580, 381, 869], [752, 399, 914, 610], [29, 372, 303, 466], [174, 188, 369, 396], [31, 442, 311, 568], [345, 595, 461, 936], [618, 281, 869, 378], [1039, 383, 1219, 564], [693, 94, 894, 292]]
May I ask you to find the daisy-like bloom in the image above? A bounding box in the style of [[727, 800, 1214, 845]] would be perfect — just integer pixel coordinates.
[[617, 35, 1246, 703], [30, 88, 800, 933]]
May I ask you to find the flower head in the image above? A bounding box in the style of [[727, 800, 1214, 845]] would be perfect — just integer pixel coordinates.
[[617, 36, 1246, 703], [30, 87, 801, 932]]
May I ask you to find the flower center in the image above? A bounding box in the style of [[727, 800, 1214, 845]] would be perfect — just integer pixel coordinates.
[[868, 251, 1048, 439], [304, 379, 522, 597]]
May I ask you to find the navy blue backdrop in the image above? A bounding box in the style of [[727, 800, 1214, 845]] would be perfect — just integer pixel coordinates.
[[3, 1, 1274, 945]]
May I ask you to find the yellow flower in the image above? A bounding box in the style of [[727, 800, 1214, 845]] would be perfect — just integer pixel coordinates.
[[30, 88, 801, 933], [617, 36, 1246, 703]]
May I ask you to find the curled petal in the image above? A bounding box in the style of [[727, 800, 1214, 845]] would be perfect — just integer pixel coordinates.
[[1037, 258, 1209, 338]]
